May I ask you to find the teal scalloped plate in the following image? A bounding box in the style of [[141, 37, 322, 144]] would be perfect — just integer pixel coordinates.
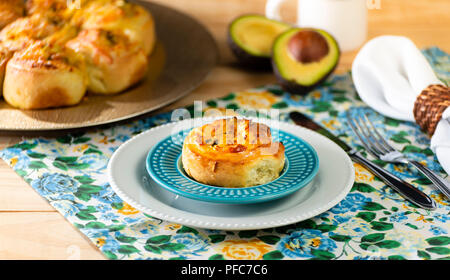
[[146, 129, 319, 204]]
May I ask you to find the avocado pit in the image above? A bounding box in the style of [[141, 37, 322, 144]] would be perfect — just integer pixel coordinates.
[[288, 30, 329, 63], [272, 28, 340, 95]]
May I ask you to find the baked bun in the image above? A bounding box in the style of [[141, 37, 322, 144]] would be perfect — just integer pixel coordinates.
[[0, 0, 25, 29], [0, 45, 13, 97], [26, 0, 66, 15], [0, 0, 154, 109], [26, 0, 87, 19], [0, 13, 62, 52], [66, 28, 147, 94], [74, 0, 155, 55], [182, 118, 285, 188], [3, 41, 87, 109]]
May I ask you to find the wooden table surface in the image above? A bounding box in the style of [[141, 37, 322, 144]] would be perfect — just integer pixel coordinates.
[[0, 0, 449, 260]]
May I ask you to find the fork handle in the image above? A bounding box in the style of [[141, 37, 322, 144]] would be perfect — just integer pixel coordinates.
[[409, 160, 450, 199], [350, 153, 436, 210]]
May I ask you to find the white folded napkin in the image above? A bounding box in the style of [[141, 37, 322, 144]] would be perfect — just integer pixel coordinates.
[[352, 35, 450, 175]]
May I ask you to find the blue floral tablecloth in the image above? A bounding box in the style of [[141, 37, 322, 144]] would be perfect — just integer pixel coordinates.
[[1, 47, 449, 260]]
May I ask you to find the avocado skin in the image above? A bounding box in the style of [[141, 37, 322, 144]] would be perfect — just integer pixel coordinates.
[[272, 58, 338, 95], [227, 31, 272, 70]]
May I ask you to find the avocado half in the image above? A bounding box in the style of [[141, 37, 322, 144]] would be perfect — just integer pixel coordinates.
[[228, 15, 290, 68], [272, 28, 340, 94]]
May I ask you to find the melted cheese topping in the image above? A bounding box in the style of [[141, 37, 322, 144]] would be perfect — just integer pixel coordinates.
[[26, 0, 67, 14], [66, 28, 139, 65], [0, 0, 24, 29], [14, 41, 84, 71], [184, 118, 284, 163], [0, 14, 62, 51], [76, 1, 151, 43], [72, 0, 142, 27]]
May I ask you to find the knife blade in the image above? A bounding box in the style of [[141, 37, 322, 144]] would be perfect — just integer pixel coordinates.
[[289, 111, 436, 210]]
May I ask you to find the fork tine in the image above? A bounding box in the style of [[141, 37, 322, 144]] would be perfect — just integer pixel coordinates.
[[353, 114, 387, 156], [358, 114, 391, 154], [363, 114, 396, 152], [346, 111, 381, 158]]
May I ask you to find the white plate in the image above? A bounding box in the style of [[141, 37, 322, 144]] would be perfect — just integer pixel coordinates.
[[107, 118, 355, 230]]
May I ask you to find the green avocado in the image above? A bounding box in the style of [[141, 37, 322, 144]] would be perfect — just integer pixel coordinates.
[[272, 28, 340, 94], [228, 15, 290, 68]]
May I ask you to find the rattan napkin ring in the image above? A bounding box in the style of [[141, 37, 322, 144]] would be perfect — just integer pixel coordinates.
[[413, 84, 450, 136]]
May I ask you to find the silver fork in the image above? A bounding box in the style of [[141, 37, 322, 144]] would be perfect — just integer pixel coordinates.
[[348, 112, 450, 200]]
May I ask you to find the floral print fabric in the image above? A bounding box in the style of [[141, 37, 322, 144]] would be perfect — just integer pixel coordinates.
[[1, 48, 449, 260]]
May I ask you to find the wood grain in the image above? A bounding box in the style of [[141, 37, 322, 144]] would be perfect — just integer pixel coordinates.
[[0, 212, 104, 259], [0, 0, 449, 259]]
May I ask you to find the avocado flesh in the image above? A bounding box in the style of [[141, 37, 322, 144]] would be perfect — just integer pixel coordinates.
[[228, 15, 290, 67], [230, 16, 290, 57], [272, 28, 339, 92]]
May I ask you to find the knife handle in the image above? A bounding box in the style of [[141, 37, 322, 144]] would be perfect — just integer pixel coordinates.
[[350, 153, 436, 210]]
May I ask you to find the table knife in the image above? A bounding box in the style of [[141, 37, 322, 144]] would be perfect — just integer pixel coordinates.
[[289, 111, 436, 210]]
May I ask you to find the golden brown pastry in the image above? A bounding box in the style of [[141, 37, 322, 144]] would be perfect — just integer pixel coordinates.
[[3, 41, 87, 109], [25, 0, 67, 15], [74, 0, 155, 55], [0, 0, 25, 29], [66, 28, 147, 94], [0, 44, 13, 97], [182, 118, 285, 188], [0, 13, 63, 52], [26, 0, 91, 19]]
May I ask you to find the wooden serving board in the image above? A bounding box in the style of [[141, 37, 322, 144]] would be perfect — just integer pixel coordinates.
[[0, 1, 218, 131]]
